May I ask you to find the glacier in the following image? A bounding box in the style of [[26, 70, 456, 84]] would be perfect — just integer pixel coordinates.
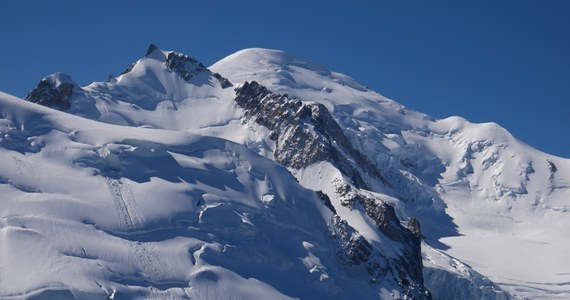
[[1, 44, 568, 299]]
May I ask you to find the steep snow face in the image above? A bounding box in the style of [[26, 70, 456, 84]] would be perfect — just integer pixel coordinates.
[[211, 48, 432, 131], [231, 81, 432, 297], [25, 46, 249, 145], [212, 48, 570, 299], [17, 45, 570, 299], [212, 49, 452, 239], [422, 243, 510, 300], [20, 47, 433, 298], [0, 91, 419, 299]]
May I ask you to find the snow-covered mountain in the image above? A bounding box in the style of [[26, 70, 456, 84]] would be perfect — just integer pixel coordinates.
[[212, 48, 570, 299], [1, 44, 568, 299]]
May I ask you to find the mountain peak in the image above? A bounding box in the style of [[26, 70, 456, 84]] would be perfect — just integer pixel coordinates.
[[211, 48, 370, 101], [118, 45, 232, 89], [24, 73, 81, 111], [214, 47, 332, 77], [9, 45, 570, 300], [145, 43, 159, 56]]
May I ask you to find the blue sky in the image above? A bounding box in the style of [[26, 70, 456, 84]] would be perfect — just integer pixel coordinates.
[[1, 1, 569, 157]]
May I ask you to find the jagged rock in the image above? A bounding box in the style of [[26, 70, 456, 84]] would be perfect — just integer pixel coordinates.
[[234, 81, 387, 188], [333, 216, 374, 265], [547, 159, 558, 185], [213, 72, 233, 88], [146, 43, 159, 56], [234, 81, 428, 298], [331, 179, 424, 290], [122, 44, 233, 89], [119, 62, 136, 76], [547, 159, 558, 174], [235, 81, 328, 165], [359, 196, 422, 282], [163, 50, 232, 88], [25, 73, 78, 111], [166, 51, 207, 81], [332, 215, 429, 298], [316, 191, 337, 214], [407, 218, 422, 238]]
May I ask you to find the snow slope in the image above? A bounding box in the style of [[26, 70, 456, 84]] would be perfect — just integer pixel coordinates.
[[25, 48, 435, 299], [0, 91, 411, 299], [212, 48, 570, 299], [9, 45, 570, 299]]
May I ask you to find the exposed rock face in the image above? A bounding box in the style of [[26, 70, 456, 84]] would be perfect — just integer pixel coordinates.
[[121, 44, 233, 89], [332, 212, 429, 299], [165, 51, 207, 82], [164, 47, 232, 88], [335, 180, 424, 287], [212, 72, 233, 88], [145, 43, 159, 56], [234, 81, 387, 188], [547, 159, 558, 184], [316, 190, 337, 214], [333, 215, 375, 265], [407, 218, 422, 238], [25, 73, 77, 111], [235, 81, 429, 299]]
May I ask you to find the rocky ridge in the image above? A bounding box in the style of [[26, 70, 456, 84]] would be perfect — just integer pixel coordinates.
[[16, 45, 536, 299], [24, 73, 78, 111], [234, 80, 429, 298]]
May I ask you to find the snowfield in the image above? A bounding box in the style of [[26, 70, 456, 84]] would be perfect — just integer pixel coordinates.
[[0, 45, 568, 299], [0, 91, 394, 299], [212, 48, 570, 299]]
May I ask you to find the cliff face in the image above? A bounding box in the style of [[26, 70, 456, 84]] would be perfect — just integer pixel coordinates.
[[234, 81, 429, 299], [235, 81, 387, 188], [19, 45, 553, 299], [25, 73, 79, 111]]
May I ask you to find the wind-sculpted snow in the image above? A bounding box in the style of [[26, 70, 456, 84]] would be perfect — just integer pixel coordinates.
[[22, 46, 433, 299], [11, 45, 570, 299], [233, 81, 433, 296], [213, 48, 570, 299], [0, 91, 429, 299], [422, 243, 510, 300]]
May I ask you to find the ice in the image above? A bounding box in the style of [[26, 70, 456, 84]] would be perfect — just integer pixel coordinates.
[[3, 44, 570, 299], [212, 47, 570, 299], [0, 90, 388, 299]]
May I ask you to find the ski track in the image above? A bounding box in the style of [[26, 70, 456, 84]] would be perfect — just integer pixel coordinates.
[[106, 178, 142, 229], [106, 177, 179, 295], [15, 156, 38, 181], [134, 242, 173, 280]]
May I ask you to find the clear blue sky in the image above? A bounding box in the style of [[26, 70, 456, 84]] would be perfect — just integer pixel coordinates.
[[1, 1, 569, 157]]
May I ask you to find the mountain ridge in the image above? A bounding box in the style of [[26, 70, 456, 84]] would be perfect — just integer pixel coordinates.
[[7, 44, 570, 299]]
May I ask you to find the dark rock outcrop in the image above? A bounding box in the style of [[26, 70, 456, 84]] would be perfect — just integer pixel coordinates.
[[235, 81, 428, 298], [234, 81, 387, 188], [146, 43, 159, 56], [316, 191, 337, 214], [333, 215, 375, 266], [165, 51, 232, 88], [25, 74, 77, 111], [212, 72, 233, 89], [120, 62, 136, 76], [166, 51, 207, 82], [122, 44, 233, 89], [332, 214, 429, 299], [335, 181, 424, 285]]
